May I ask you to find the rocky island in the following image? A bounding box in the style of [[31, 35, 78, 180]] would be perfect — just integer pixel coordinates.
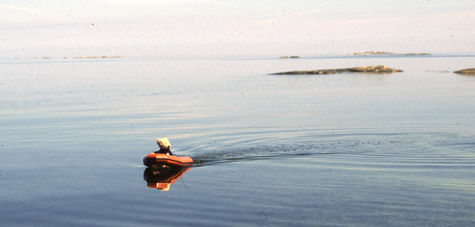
[[279, 55, 301, 59], [454, 68, 475, 75], [352, 51, 430, 56], [271, 65, 403, 75]]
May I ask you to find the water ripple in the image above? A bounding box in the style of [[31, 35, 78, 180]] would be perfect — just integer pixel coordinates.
[[188, 129, 475, 167]]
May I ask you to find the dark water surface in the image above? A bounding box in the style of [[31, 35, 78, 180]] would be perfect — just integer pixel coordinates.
[[1, 56, 475, 226]]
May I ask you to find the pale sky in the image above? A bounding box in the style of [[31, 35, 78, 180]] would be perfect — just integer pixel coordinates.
[[1, 0, 474, 57]]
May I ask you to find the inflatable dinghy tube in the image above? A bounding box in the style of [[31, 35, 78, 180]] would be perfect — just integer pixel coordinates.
[[143, 153, 193, 167]]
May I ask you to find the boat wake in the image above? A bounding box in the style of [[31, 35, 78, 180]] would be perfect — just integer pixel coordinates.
[[189, 130, 475, 167]]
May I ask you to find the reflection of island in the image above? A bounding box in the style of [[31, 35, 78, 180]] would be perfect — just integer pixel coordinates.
[[351, 51, 430, 56], [143, 164, 192, 191]]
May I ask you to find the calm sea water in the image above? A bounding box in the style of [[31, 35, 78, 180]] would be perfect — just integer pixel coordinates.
[[1, 55, 474, 226]]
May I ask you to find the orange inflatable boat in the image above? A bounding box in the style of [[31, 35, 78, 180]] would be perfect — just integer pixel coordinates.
[[143, 153, 193, 167]]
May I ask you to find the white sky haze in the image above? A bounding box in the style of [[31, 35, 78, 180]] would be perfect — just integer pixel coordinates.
[[1, 0, 474, 57]]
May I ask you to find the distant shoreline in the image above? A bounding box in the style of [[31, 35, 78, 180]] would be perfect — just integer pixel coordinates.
[[350, 51, 430, 56], [3, 53, 475, 62], [5, 55, 124, 61]]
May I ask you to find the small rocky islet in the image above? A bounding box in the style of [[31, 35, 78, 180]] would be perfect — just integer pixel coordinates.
[[279, 55, 301, 59], [454, 68, 475, 75], [271, 65, 403, 75]]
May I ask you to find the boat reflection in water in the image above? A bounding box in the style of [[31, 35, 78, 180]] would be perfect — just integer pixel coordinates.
[[143, 164, 192, 191]]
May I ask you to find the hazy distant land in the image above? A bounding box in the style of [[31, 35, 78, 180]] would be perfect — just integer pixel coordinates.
[[72, 56, 123, 59], [351, 51, 430, 56], [10, 56, 124, 60], [276, 51, 430, 59]]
